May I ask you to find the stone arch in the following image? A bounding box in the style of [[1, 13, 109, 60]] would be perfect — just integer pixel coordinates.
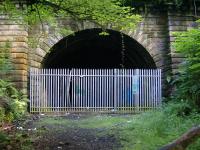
[[29, 22, 159, 69], [41, 28, 156, 69]]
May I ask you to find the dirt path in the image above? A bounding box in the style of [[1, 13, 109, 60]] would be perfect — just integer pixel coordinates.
[[25, 113, 123, 150]]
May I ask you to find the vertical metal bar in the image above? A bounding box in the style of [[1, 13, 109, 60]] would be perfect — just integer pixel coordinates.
[[71, 69, 74, 112], [95, 69, 97, 112], [99, 69, 101, 111], [150, 69, 153, 109], [148, 69, 151, 110], [157, 70, 159, 107], [32, 68, 34, 113], [47, 69, 49, 112], [29, 68, 32, 113], [39, 69, 42, 113], [105, 69, 107, 111], [58, 69, 60, 111], [158, 69, 162, 107], [152, 70, 155, 109], [35, 69, 37, 112], [65, 69, 67, 111], [43, 69, 46, 112], [122, 69, 125, 112], [61, 69, 63, 112], [37, 69, 39, 113], [144, 69, 147, 111], [31, 68, 34, 113], [89, 69, 92, 111], [145, 69, 149, 110], [81, 69, 83, 112], [34, 68, 36, 112], [149, 69, 152, 109], [85, 69, 88, 111], [63, 69, 65, 112], [102, 69, 104, 111], [71, 69, 76, 111], [140, 69, 142, 112], [131, 69, 134, 112], [155, 70, 158, 107], [42, 69, 44, 112], [108, 69, 110, 111], [53, 69, 56, 112], [49, 69, 51, 112], [140, 69, 143, 111], [44, 69, 46, 112], [92, 69, 95, 112], [51, 69, 53, 112], [51, 69, 54, 112], [74, 69, 76, 112]]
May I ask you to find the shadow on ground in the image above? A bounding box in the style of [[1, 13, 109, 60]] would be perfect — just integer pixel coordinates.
[[26, 113, 127, 150]]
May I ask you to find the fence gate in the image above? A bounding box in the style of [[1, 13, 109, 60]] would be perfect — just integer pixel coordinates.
[[29, 68, 162, 113]]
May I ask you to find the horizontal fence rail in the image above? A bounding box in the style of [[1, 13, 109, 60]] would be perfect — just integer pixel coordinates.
[[29, 68, 162, 113]]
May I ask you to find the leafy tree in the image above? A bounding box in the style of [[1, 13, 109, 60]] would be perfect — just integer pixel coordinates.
[[172, 20, 200, 110], [0, 0, 141, 36], [123, 0, 185, 7]]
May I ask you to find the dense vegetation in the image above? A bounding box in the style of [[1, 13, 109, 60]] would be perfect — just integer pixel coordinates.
[[0, 0, 200, 149], [0, 43, 27, 125], [172, 20, 200, 112]]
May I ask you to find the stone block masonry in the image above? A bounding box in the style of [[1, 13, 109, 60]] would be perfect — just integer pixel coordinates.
[[0, 1, 198, 96], [0, 18, 28, 92]]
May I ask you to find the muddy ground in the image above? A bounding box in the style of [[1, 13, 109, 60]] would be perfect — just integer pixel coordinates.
[[21, 113, 123, 150]]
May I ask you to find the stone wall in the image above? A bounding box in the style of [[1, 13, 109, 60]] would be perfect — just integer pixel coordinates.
[[0, 1, 199, 95], [0, 15, 28, 92]]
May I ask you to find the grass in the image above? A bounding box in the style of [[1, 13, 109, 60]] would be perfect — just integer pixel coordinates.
[[2, 102, 199, 150], [36, 114, 132, 128], [34, 106, 200, 150]]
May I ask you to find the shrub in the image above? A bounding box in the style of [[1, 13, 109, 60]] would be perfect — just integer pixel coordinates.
[[0, 79, 27, 124], [120, 103, 200, 150], [172, 20, 200, 110]]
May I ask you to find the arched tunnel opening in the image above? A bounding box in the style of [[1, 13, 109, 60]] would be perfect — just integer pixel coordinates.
[[42, 28, 156, 69], [29, 29, 161, 112]]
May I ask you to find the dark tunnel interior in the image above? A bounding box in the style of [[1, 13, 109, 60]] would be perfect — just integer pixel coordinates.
[[42, 28, 156, 69]]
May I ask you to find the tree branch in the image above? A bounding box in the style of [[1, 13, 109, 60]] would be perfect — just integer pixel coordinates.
[[160, 125, 200, 150]]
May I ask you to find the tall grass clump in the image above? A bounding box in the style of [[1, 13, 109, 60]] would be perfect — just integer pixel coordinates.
[[119, 102, 200, 150], [0, 42, 27, 124]]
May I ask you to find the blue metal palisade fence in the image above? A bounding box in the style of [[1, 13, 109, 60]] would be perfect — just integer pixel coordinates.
[[29, 68, 162, 113]]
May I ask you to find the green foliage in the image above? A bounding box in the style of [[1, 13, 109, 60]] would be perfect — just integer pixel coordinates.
[[32, 104, 200, 150], [0, 107, 5, 124], [0, 42, 27, 124], [119, 104, 200, 150], [123, 0, 184, 6], [172, 21, 200, 109], [0, 0, 141, 34], [0, 131, 33, 150], [0, 132, 10, 147], [0, 42, 13, 75], [0, 79, 27, 124]]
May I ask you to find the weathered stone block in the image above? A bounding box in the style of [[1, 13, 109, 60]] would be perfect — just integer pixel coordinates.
[[0, 24, 25, 30], [35, 47, 46, 57], [12, 58, 27, 65], [0, 31, 28, 36], [13, 64, 27, 70], [11, 70, 28, 76], [10, 47, 28, 53]]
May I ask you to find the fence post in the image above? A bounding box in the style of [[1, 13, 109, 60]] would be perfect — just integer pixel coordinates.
[[114, 69, 117, 111], [134, 69, 140, 112]]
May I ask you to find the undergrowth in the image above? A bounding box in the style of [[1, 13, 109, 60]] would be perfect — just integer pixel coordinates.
[[119, 103, 200, 150], [35, 102, 200, 150]]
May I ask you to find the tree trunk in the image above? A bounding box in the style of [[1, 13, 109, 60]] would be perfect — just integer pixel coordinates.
[[160, 125, 200, 150]]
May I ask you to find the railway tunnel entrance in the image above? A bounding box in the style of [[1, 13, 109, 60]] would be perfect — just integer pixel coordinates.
[[29, 28, 161, 113], [42, 28, 156, 69]]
